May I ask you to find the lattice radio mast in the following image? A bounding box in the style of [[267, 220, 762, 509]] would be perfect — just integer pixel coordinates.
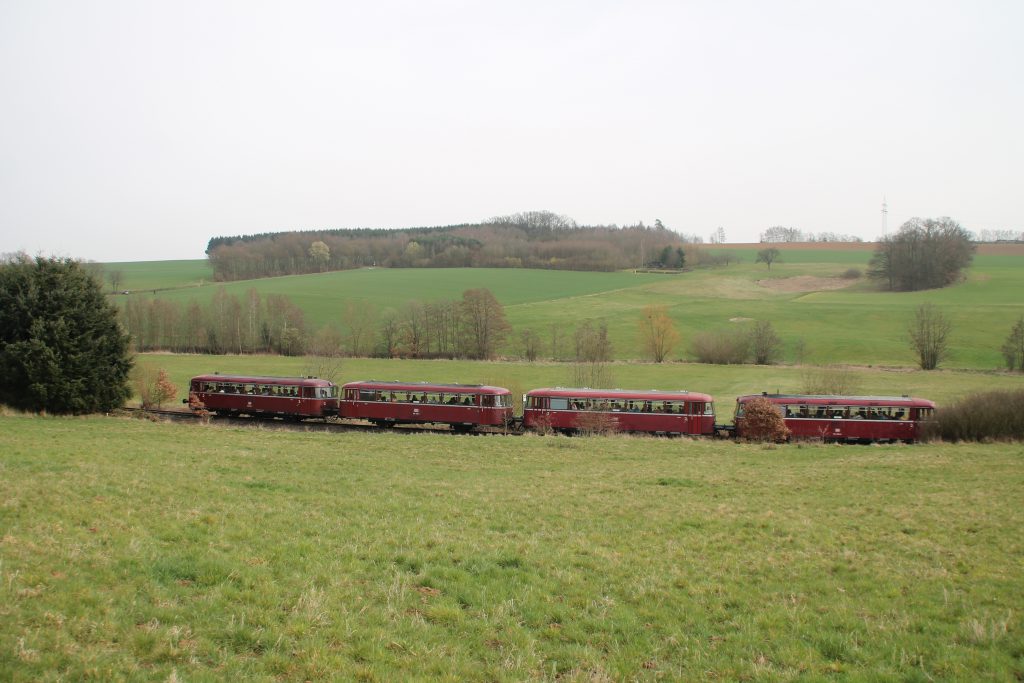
[[881, 196, 888, 236]]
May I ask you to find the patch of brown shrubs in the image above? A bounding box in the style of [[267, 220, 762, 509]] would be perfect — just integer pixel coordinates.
[[737, 397, 791, 443]]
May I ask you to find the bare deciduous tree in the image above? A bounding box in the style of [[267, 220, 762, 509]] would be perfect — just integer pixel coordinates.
[[574, 320, 612, 363], [520, 329, 542, 361], [749, 320, 782, 365], [343, 300, 377, 357], [755, 248, 781, 271], [459, 288, 510, 360], [107, 269, 124, 293], [909, 304, 951, 370], [302, 355, 344, 385], [570, 361, 616, 389], [638, 304, 679, 362], [378, 309, 401, 357], [308, 324, 344, 357], [550, 323, 563, 360]]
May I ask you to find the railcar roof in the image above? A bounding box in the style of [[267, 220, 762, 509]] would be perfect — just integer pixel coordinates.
[[342, 380, 510, 394], [737, 393, 935, 407], [191, 374, 335, 386], [527, 387, 713, 401]]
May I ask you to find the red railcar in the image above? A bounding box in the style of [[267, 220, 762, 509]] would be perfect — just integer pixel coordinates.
[[523, 387, 716, 435], [733, 393, 935, 443], [339, 381, 514, 431], [187, 374, 339, 419]]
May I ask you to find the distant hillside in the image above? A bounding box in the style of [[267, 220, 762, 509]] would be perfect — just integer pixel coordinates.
[[204, 211, 698, 281]]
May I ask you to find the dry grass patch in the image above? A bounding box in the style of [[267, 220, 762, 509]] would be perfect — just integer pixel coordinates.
[[757, 276, 857, 293]]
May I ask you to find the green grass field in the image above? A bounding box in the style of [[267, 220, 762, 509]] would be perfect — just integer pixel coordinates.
[[1, 415, 1021, 680], [110, 249, 1024, 370], [105, 260, 214, 292]]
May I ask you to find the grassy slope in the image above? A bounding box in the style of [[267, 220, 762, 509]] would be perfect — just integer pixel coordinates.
[[132, 267, 668, 318], [106, 260, 214, 292], [110, 250, 1024, 369], [509, 253, 1024, 369], [1, 416, 1021, 680]]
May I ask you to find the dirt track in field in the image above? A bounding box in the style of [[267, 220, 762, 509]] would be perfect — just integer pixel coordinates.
[[757, 276, 857, 293]]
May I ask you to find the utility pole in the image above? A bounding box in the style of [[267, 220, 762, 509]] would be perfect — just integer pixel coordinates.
[[881, 196, 888, 236]]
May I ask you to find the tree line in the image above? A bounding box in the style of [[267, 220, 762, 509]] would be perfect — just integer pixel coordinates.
[[205, 211, 703, 281], [759, 226, 864, 243], [120, 288, 686, 368], [122, 287, 520, 360]]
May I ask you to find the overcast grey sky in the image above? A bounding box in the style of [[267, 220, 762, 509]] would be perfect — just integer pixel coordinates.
[[1, 0, 1021, 262]]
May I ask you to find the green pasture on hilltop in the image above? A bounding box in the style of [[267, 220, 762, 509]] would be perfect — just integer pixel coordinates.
[[135, 353, 1024, 414], [1, 415, 1021, 680], [110, 250, 1024, 369], [105, 260, 214, 292]]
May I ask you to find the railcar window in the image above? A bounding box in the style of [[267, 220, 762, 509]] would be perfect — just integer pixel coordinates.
[[550, 397, 569, 410], [704, 402, 714, 416]]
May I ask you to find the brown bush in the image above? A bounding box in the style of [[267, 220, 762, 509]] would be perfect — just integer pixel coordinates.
[[691, 328, 750, 364], [575, 411, 619, 436], [737, 397, 790, 442], [133, 364, 178, 409], [926, 390, 1024, 442]]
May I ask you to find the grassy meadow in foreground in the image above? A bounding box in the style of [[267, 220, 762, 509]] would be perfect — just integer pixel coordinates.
[[1, 415, 1022, 680]]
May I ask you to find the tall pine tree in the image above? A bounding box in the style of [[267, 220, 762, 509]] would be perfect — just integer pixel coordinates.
[[0, 255, 132, 413]]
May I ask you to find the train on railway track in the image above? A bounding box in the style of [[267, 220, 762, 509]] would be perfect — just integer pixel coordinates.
[[185, 374, 936, 443]]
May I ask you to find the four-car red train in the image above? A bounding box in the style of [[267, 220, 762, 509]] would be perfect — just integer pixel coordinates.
[[186, 374, 935, 442]]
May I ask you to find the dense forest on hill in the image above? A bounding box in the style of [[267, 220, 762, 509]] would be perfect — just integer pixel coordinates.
[[205, 211, 706, 281]]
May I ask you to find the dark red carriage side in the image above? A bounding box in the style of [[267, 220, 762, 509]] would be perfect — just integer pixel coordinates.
[[339, 381, 513, 431], [523, 387, 715, 435], [733, 393, 935, 443], [187, 374, 339, 419]]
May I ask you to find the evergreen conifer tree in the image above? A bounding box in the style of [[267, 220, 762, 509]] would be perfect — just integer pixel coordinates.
[[0, 254, 133, 413]]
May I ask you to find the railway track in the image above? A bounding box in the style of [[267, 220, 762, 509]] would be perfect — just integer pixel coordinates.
[[116, 407, 522, 436]]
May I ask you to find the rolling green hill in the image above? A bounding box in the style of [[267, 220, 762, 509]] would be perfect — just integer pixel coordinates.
[[108, 247, 1024, 370]]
